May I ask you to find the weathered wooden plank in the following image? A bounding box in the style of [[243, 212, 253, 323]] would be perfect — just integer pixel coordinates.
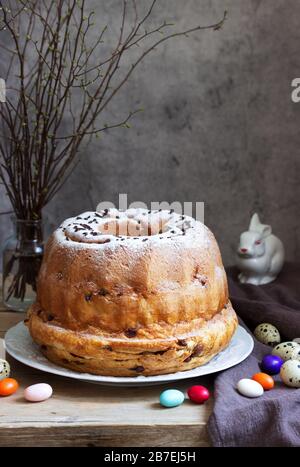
[[0, 425, 209, 447]]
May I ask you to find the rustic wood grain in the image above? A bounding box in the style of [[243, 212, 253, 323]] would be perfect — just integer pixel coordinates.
[[0, 292, 212, 447], [0, 425, 210, 447]]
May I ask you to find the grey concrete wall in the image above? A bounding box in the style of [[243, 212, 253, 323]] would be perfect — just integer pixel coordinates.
[[1, 0, 300, 266]]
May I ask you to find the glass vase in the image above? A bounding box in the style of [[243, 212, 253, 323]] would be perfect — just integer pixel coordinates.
[[2, 219, 44, 312]]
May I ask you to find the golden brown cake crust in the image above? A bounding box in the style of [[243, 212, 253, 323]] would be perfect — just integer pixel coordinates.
[[27, 302, 237, 376], [26, 208, 238, 377]]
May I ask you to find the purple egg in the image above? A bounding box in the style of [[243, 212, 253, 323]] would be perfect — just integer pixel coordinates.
[[261, 354, 283, 375]]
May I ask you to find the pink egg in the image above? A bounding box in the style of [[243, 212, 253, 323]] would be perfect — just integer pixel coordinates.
[[24, 383, 53, 402]]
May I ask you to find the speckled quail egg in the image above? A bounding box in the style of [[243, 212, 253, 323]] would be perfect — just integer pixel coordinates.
[[254, 323, 280, 347], [272, 342, 300, 361], [293, 338, 300, 345], [0, 359, 10, 381], [291, 346, 300, 361], [280, 360, 300, 388]]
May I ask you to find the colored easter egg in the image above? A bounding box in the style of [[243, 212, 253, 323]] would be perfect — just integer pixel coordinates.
[[187, 385, 210, 404], [261, 354, 283, 375], [0, 378, 19, 396], [24, 383, 53, 402], [252, 372, 274, 390], [272, 342, 300, 361], [280, 360, 300, 388], [159, 389, 184, 408], [236, 379, 264, 398], [254, 323, 280, 347], [0, 359, 10, 381]]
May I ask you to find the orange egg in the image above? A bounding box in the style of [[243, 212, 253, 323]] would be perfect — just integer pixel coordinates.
[[0, 378, 19, 396], [252, 372, 274, 390]]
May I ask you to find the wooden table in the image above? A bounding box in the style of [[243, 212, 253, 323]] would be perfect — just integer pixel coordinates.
[[0, 305, 212, 447]]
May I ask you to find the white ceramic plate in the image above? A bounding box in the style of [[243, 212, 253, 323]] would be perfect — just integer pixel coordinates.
[[4, 322, 253, 386]]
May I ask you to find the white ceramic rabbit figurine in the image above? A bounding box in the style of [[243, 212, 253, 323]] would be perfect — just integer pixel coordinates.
[[236, 213, 285, 285]]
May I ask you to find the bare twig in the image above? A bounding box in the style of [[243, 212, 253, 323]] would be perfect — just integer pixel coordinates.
[[0, 0, 227, 219]]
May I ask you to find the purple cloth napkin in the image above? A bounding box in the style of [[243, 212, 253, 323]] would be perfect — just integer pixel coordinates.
[[207, 262, 300, 447]]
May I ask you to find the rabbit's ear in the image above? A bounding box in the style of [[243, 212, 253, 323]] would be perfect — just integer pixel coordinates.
[[261, 225, 272, 238], [249, 213, 261, 231], [249, 213, 272, 237]]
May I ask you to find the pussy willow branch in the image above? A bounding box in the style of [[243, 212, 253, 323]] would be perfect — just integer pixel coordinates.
[[0, 0, 227, 219]]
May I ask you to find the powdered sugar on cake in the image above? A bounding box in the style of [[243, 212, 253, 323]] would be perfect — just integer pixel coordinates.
[[55, 208, 211, 252]]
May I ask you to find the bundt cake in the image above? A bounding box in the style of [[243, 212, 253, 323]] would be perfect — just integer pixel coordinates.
[[26, 208, 238, 376]]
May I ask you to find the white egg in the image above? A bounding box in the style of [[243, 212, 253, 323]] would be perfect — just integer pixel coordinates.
[[293, 338, 300, 345], [280, 360, 300, 388], [272, 342, 300, 361], [236, 378, 264, 398], [291, 346, 300, 361], [254, 323, 280, 347], [0, 359, 10, 381]]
